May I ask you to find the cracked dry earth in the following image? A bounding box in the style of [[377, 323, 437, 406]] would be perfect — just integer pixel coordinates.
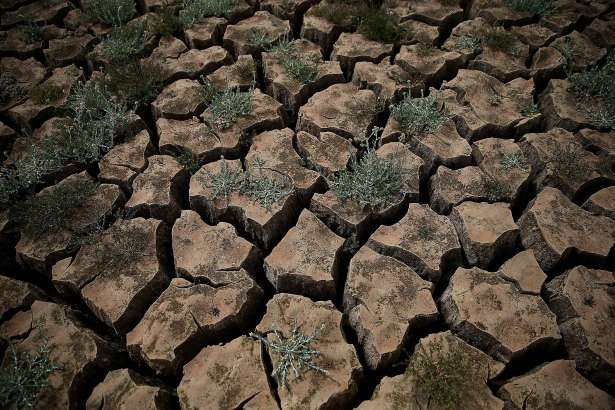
[[1, 0, 615, 409]]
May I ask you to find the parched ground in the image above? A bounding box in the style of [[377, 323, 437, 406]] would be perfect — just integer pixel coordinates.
[[1, 0, 615, 409]]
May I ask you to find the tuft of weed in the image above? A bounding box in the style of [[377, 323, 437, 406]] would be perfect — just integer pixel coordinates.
[[233, 58, 255, 82], [329, 141, 404, 210], [504, 0, 553, 16], [203, 87, 253, 129], [482, 27, 519, 55], [416, 43, 437, 57], [10, 177, 98, 237], [391, 92, 450, 138], [179, 0, 238, 28], [549, 142, 585, 179], [175, 148, 201, 174], [99, 22, 145, 63], [500, 152, 528, 171], [147, 7, 182, 36], [0, 81, 127, 204], [0, 342, 59, 410], [409, 339, 477, 410], [250, 323, 327, 388], [488, 93, 501, 106], [455, 34, 482, 53], [0, 72, 26, 105], [248, 28, 275, 50], [29, 83, 65, 105], [270, 41, 319, 84], [203, 157, 292, 209], [102, 61, 166, 107], [98, 222, 153, 268], [357, 9, 405, 44], [569, 51, 615, 130], [310, 1, 368, 27], [85, 0, 137, 26]]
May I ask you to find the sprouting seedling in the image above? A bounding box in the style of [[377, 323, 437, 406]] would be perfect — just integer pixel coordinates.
[[250, 323, 328, 388], [500, 152, 528, 171]]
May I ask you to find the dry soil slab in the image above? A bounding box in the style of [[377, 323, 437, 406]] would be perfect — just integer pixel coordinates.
[[265, 209, 345, 300], [125, 155, 189, 224], [127, 273, 263, 378], [518, 187, 615, 272], [254, 293, 362, 409], [545, 266, 615, 392], [151, 79, 206, 121], [223, 11, 291, 57], [497, 360, 615, 410], [177, 336, 277, 410], [352, 60, 416, 104], [367, 203, 463, 283], [86, 369, 176, 410], [331, 32, 392, 75], [52, 218, 170, 334], [583, 186, 615, 220], [497, 249, 547, 295], [357, 331, 505, 410], [99, 129, 155, 190], [295, 130, 356, 176], [539, 79, 604, 131], [450, 201, 519, 269], [344, 245, 437, 370], [0, 275, 33, 322], [440, 266, 561, 363]]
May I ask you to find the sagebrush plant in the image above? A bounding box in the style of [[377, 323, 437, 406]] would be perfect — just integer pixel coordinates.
[[179, 0, 237, 28], [9, 177, 98, 237], [250, 324, 327, 388], [357, 9, 405, 43], [0, 72, 26, 105], [233, 58, 255, 82], [147, 7, 182, 36], [0, 81, 127, 203], [0, 342, 59, 410], [569, 50, 615, 130], [175, 148, 201, 174], [98, 222, 153, 268], [409, 339, 476, 410], [504, 0, 553, 16], [482, 175, 509, 201], [204, 157, 292, 209], [329, 135, 405, 210], [102, 61, 166, 107], [391, 92, 451, 138], [99, 22, 145, 63], [203, 87, 253, 129], [520, 103, 540, 117], [270, 40, 319, 84], [455, 34, 482, 53], [85, 0, 136, 26], [248, 28, 274, 50], [310, 0, 369, 26]]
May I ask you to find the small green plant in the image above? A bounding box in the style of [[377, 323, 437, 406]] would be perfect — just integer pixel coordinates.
[[455, 34, 481, 53], [271, 42, 319, 84], [0, 72, 26, 105], [85, 0, 136, 26], [569, 50, 615, 130], [488, 93, 501, 106], [418, 226, 433, 240], [248, 28, 275, 50], [102, 61, 166, 107], [416, 42, 437, 57], [203, 87, 253, 129], [520, 103, 540, 117], [310, 0, 369, 26], [99, 22, 145, 63], [482, 175, 509, 201], [29, 83, 65, 105], [250, 323, 328, 388], [409, 339, 476, 410], [175, 148, 201, 174], [391, 92, 450, 138], [504, 0, 553, 16], [357, 10, 404, 43], [549, 143, 584, 178], [98, 222, 153, 268], [20, 20, 43, 43], [500, 152, 528, 171], [0, 342, 59, 410], [329, 140, 404, 210], [10, 177, 98, 237], [482, 27, 518, 55], [205, 159, 245, 203], [147, 7, 182, 36], [179, 0, 238, 27]]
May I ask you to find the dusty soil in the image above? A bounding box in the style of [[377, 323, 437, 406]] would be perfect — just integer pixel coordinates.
[[1, 0, 615, 409]]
